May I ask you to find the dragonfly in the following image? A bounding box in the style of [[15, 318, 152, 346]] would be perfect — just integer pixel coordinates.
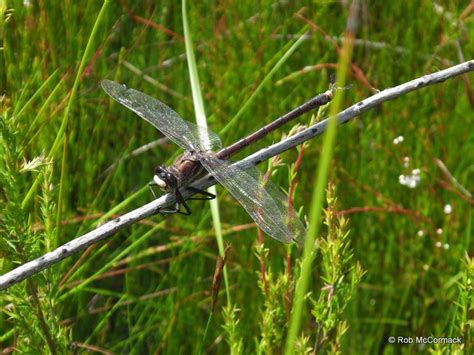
[[102, 80, 334, 244]]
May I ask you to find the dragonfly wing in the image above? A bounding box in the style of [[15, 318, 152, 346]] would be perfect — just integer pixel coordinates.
[[200, 157, 306, 245], [101, 80, 222, 152]]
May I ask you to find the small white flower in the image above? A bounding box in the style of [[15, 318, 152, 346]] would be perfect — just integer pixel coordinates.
[[435, 241, 442, 248], [443, 243, 450, 250], [398, 172, 421, 189], [443, 204, 452, 214], [411, 168, 421, 175], [393, 135, 404, 145], [417, 230, 424, 237], [436, 228, 443, 235]]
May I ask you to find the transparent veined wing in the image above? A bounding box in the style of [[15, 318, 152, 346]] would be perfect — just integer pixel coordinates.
[[101, 80, 222, 152], [200, 156, 306, 244]]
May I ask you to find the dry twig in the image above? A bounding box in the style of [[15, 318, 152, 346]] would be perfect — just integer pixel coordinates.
[[0, 60, 472, 291]]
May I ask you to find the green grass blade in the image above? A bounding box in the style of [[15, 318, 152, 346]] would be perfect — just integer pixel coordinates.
[[284, 15, 356, 355], [182, 0, 230, 306], [219, 26, 309, 136], [15, 69, 58, 118], [54, 0, 112, 235]]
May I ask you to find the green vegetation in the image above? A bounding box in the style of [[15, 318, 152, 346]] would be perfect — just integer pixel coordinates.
[[1, 1, 472, 353]]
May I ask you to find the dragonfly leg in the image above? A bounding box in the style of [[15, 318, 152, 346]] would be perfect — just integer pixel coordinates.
[[186, 186, 216, 201], [150, 185, 212, 216], [148, 182, 159, 199], [174, 189, 192, 215], [149, 182, 170, 215], [156, 189, 192, 216], [148, 183, 192, 216], [170, 188, 215, 215]]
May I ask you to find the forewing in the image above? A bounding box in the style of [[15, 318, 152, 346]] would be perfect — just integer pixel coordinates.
[[200, 157, 306, 244], [101, 80, 222, 152]]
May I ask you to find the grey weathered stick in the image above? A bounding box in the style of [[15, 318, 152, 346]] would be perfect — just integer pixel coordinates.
[[0, 60, 472, 291]]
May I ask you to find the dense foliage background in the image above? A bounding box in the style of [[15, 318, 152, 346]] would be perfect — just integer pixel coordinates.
[[1, 1, 472, 353]]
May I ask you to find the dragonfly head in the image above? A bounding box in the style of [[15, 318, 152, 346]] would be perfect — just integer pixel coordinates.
[[153, 166, 177, 191]]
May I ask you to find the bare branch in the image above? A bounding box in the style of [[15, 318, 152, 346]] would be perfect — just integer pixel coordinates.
[[0, 60, 472, 291]]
